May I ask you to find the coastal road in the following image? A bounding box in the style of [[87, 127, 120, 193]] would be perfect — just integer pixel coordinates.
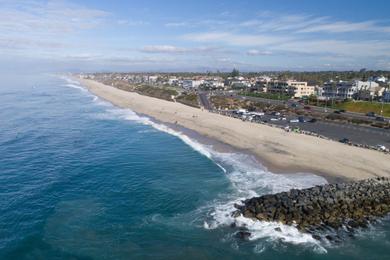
[[198, 92, 213, 110]]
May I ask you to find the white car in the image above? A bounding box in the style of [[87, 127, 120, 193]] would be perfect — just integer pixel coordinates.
[[281, 117, 287, 120], [376, 145, 387, 151], [290, 119, 299, 123], [270, 118, 279, 121]]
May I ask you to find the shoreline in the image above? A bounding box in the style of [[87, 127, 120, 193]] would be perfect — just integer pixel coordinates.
[[75, 77, 390, 183], [149, 118, 343, 184]]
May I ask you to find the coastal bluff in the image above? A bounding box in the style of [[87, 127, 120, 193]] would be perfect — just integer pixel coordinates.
[[233, 177, 390, 234]]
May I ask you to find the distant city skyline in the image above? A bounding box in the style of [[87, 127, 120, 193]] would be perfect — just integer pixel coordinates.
[[1, 0, 390, 72]]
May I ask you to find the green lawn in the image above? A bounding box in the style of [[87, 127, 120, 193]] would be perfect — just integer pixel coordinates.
[[334, 101, 390, 117]]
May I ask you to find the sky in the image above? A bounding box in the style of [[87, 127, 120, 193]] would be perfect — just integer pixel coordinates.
[[1, 0, 390, 72]]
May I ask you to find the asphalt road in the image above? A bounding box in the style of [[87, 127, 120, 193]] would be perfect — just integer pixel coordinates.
[[198, 92, 213, 110]]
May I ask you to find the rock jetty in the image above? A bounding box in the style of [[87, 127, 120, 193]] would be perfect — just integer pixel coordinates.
[[234, 177, 390, 233]]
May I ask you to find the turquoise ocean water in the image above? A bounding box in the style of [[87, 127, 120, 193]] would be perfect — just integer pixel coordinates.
[[1, 74, 390, 259]]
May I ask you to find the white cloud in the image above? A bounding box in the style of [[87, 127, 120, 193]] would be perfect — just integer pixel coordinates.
[[247, 49, 273, 56], [141, 45, 188, 53], [240, 12, 390, 34], [297, 21, 390, 33], [117, 20, 148, 26], [0, 1, 109, 35], [140, 45, 233, 55], [165, 22, 188, 27], [273, 39, 390, 57], [182, 32, 288, 46]]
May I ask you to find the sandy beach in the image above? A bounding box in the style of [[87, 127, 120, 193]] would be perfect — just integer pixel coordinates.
[[78, 78, 390, 182]]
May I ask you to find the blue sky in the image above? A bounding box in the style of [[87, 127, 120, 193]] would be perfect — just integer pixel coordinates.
[[1, 0, 390, 72]]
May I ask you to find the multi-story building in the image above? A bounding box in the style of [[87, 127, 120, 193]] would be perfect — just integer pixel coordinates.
[[267, 80, 314, 98], [267, 80, 290, 94], [288, 81, 315, 98], [322, 80, 379, 100]]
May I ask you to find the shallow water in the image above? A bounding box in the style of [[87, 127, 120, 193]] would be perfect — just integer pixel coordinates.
[[1, 74, 390, 259]]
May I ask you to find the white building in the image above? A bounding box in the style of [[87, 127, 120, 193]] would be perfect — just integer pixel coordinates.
[[168, 77, 178, 85], [203, 80, 224, 89], [371, 76, 387, 83], [322, 80, 379, 100], [182, 80, 204, 89], [287, 81, 315, 98], [266, 80, 314, 98], [148, 75, 158, 83]]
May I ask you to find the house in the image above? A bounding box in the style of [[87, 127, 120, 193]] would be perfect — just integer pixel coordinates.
[[370, 76, 387, 83]]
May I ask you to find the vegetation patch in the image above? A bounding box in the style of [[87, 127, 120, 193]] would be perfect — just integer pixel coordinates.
[[333, 101, 390, 117], [241, 91, 292, 101], [176, 93, 200, 108]]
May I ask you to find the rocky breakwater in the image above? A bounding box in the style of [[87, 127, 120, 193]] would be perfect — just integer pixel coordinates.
[[233, 177, 390, 236]]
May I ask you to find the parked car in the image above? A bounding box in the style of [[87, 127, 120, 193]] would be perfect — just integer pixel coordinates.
[[298, 116, 306, 123], [375, 116, 385, 122], [308, 118, 317, 123], [366, 112, 376, 117], [339, 109, 346, 113], [339, 138, 350, 144], [376, 144, 387, 151], [304, 106, 311, 110], [334, 110, 341, 114], [290, 119, 299, 123], [270, 118, 279, 121]]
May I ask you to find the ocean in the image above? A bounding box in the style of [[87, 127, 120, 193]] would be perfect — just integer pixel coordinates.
[[1, 74, 390, 259]]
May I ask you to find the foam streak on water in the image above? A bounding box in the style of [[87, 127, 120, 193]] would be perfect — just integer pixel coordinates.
[[64, 76, 328, 253]]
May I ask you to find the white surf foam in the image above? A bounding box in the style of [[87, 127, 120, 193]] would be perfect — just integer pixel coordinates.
[[59, 75, 80, 85], [59, 76, 89, 93], [64, 83, 88, 92]]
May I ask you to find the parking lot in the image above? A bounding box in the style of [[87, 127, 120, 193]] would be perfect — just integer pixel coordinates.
[[235, 111, 390, 148]]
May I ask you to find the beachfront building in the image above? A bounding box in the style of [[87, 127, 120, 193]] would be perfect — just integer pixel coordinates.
[[356, 85, 384, 101], [267, 80, 313, 98], [322, 80, 379, 100], [267, 80, 290, 94], [288, 81, 315, 98]]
